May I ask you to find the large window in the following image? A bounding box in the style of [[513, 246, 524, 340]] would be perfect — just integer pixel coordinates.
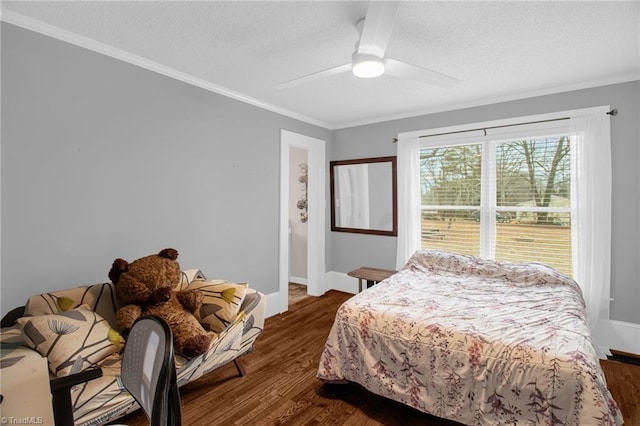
[[420, 132, 574, 276], [397, 107, 612, 332]]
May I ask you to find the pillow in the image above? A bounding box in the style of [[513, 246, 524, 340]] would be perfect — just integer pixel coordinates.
[[17, 305, 124, 377], [187, 280, 248, 333], [180, 269, 207, 289], [24, 282, 119, 328]]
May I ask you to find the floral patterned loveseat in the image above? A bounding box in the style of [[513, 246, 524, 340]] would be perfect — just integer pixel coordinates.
[[0, 270, 265, 425]]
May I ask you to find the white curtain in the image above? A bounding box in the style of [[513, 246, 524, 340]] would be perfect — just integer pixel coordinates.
[[395, 134, 421, 270], [570, 112, 611, 334]]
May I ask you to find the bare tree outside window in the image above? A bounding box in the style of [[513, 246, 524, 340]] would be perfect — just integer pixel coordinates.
[[420, 136, 573, 275]]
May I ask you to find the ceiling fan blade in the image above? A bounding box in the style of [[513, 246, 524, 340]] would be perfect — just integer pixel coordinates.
[[273, 63, 351, 90], [357, 1, 399, 58], [385, 58, 461, 88]]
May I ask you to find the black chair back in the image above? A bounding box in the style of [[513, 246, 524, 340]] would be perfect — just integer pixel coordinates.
[[121, 316, 182, 426]]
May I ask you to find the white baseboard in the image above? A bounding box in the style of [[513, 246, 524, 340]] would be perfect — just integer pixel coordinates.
[[264, 272, 356, 318], [265, 292, 281, 318], [594, 319, 640, 355], [265, 273, 343, 318], [289, 276, 307, 286], [325, 271, 358, 294]]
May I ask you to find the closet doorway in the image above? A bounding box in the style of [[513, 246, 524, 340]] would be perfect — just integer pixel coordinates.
[[288, 146, 309, 304], [279, 130, 326, 313]]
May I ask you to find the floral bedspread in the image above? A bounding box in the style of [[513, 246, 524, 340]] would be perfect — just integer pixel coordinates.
[[317, 250, 622, 425]]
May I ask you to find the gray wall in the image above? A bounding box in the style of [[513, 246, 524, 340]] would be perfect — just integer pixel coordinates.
[[2, 22, 638, 325], [331, 81, 640, 324], [0, 23, 331, 314]]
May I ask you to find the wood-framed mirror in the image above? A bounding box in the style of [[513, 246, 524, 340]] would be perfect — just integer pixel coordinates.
[[330, 156, 397, 236]]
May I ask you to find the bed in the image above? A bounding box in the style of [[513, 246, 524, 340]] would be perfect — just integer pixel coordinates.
[[317, 249, 623, 425]]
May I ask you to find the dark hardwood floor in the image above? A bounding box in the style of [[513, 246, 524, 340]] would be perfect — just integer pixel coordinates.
[[115, 290, 639, 426]]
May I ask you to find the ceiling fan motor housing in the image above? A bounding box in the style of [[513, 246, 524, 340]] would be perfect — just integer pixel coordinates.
[[352, 52, 385, 78]]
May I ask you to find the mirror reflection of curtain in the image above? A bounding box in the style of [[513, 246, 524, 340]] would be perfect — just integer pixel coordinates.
[[368, 163, 393, 229], [336, 164, 370, 228]]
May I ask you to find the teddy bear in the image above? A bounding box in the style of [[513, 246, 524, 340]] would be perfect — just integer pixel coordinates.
[[109, 248, 212, 358]]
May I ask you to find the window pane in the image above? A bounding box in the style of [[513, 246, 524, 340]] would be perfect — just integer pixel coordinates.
[[494, 136, 573, 275], [496, 137, 571, 217], [495, 212, 572, 276], [418, 135, 573, 276], [420, 145, 481, 206], [421, 210, 480, 257], [420, 145, 481, 255]]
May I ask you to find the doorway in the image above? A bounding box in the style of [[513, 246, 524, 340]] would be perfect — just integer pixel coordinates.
[[279, 130, 326, 313], [288, 146, 309, 304]]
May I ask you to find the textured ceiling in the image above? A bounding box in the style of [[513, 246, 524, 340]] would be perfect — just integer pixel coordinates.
[[2, 1, 639, 129]]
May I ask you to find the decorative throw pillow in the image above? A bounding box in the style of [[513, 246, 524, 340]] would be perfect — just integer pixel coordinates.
[[17, 305, 124, 377], [24, 282, 119, 328], [187, 280, 248, 333], [180, 269, 207, 290]]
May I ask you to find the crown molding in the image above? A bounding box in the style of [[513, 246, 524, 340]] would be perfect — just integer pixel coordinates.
[[333, 74, 639, 130], [2, 6, 636, 132], [0, 8, 334, 130]]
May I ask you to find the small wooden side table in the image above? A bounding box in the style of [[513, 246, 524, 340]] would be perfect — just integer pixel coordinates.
[[348, 266, 397, 293]]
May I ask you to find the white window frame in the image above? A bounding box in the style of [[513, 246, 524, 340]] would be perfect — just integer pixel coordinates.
[[420, 131, 574, 261], [397, 106, 612, 335]]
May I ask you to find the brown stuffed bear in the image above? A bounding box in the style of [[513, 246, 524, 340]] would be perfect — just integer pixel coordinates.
[[109, 248, 212, 358]]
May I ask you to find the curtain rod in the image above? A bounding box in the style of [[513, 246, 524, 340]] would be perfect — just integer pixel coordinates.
[[392, 108, 618, 143]]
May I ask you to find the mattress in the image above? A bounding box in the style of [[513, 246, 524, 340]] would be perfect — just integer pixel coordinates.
[[317, 249, 622, 425]]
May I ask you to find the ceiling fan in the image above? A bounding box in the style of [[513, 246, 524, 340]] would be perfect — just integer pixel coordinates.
[[273, 1, 460, 90]]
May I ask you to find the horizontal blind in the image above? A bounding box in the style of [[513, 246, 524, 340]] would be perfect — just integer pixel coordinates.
[[420, 143, 482, 257], [419, 126, 574, 276], [491, 136, 573, 275]]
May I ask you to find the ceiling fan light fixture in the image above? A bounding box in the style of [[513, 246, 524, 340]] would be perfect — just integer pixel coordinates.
[[352, 53, 385, 78]]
